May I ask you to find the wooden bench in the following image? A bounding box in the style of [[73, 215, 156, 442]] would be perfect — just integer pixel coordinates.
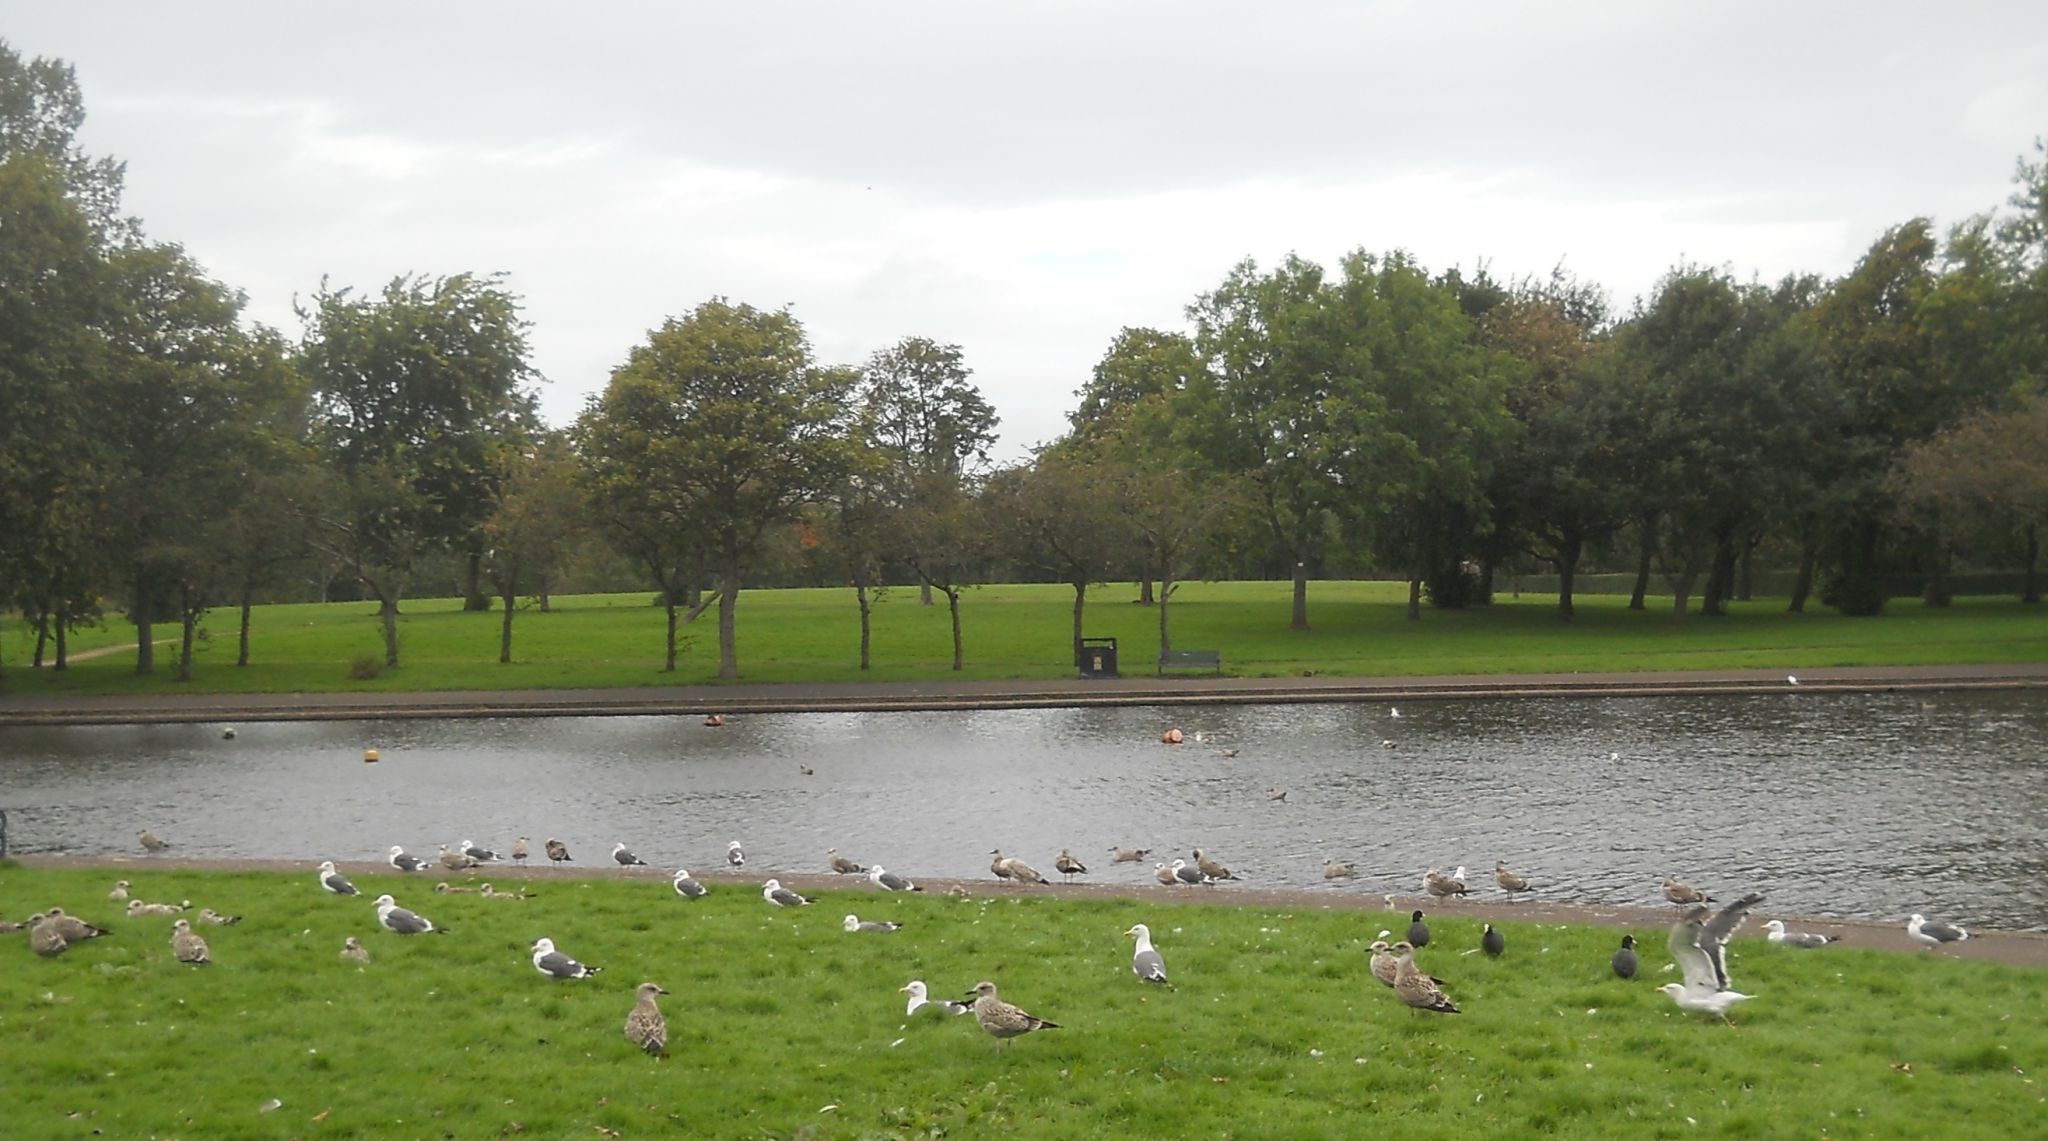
[[1157, 649, 1222, 676]]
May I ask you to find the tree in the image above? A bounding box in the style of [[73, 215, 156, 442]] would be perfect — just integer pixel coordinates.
[[986, 445, 1122, 662], [577, 299, 849, 679], [298, 273, 538, 666], [1072, 327, 1204, 601], [1890, 392, 2048, 603], [858, 337, 998, 606], [481, 432, 587, 663]]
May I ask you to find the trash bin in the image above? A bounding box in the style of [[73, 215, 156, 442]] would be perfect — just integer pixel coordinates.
[[1077, 637, 1118, 679]]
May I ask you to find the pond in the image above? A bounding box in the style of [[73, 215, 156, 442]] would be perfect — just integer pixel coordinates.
[[2, 689, 2043, 929]]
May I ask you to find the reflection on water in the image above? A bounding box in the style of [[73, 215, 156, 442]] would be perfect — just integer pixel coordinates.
[[2, 690, 2043, 929]]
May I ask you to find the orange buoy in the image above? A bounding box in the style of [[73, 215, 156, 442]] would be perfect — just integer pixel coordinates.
[[1160, 728, 1184, 745], [364, 748, 380, 763]]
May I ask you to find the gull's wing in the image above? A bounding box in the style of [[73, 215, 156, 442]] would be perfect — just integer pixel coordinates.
[[1667, 919, 1718, 993]]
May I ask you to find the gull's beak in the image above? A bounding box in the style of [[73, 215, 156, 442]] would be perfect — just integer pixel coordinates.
[[899, 983, 913, 994]]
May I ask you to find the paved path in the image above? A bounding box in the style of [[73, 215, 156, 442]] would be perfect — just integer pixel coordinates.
[[2, 662, 2043, 725]]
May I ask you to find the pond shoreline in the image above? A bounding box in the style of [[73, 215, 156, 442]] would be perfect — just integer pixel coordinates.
[[3, 662, 2044, 726], [11, 854, 2045, 968]]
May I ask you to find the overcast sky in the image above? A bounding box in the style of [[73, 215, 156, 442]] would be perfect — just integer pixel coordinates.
[[9, 3, 2046, 460]]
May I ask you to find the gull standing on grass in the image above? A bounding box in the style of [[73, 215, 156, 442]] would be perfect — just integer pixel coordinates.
[[672, 868, 708, 900], [1369, 941, 1399, 987], [530, 937, 603, 980], [900, 980, 972, 1017], [1392, 944, 1459, 1013], [318, 860, 359, 896], [625, 983, 669, 1057], [1763, 919, 1839, 948], [1907, 913, 1970, 949], [968, 981, 1061, 1044], [170, 918, 211, 965], [1681, 893, 1764, 990], [761, 879, 812, 908], [373, 894, 446, 935], [1658, 917, 1753, 1019], [1126, 923, 1169, 984]]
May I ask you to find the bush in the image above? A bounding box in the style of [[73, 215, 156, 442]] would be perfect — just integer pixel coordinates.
[[348, 654, 383, 680], [1821, 572, 1887, 617]]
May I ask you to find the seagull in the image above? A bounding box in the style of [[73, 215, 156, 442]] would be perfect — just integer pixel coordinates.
[[340, 936, 371, 964], [990, 850, 1017, 881], [511, 837, 530, 863], [1110, 847, 1151, 863], [761, 879, 811, 908], [727, 841, 745, 869], [373, 894, 445, 935], [671, 868, 708, 900], [1054, 849, 1088, 881], [545, 838, 572, 863], [1390, 706, 1402, 719], [900, 980, 971, 1017], [531, 937, 602, 980], [1324, 860, 1356, 879], [870, 866, 921, 893], [1662, 875, 1712, 906], [1763, 919, 1839, 948], [1494, 860, 1532, 898], [480, 883, 528, 900], [1267, 787, 1286, 801], [609, 842, 646, 867], [1170, 858, 1211, 888], [127, 899, 188, 918], [828, 849, 866, 874], [108, 880, 130, 900], [844, 914, 902, 933], [1612, 934, 1639, 979], [1680, 893, 1764, 990], [1787, 674, 1800, 686], [967, 981, 1060, 1043], [1368, 940, 1399, 987], [1127, 923, 1169, 984], [434, 881, 477, 894], [1408, 909, 1431, 948], [45, 907, 111, 942], [138, 829, 170, 853], [317, 860, 359, 896], [703, 713, 725, 727], [1424, 867, 1469, 899], [199, 908, 242, 926], [1153, 862, 1178, 888], [625, 983, 669, 1057], [1659, 918, 1753, 1019], [1481, 923, 1504, 957], [1392, 944, 1459, 1013], [29, 915, 69, 957], [438, 844, 477, 872], [1907, 913, 1970, 949], [798, 763, 814, 775], [388, 846, 429, 873], [1000, 853, 1050, 885], [1193, 849, 1238, 882], [461, 839, 502, 863], [169, 918, 211, 965]]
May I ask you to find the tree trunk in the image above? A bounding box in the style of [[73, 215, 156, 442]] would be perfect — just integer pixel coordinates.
[[2021, 522, 2040, 605], [463, 547, 488, 611], [379, 590, 401, 667], [1629, 519, 1654, 610], [54, 608, 69, 669], [1406, 572, 1422, 622], [920, 580, 933, 607], [237, 592, 253, 666], [1555, 531, 1583, 622], [134, 569, 156, 675], [1737, 538, 1756, 602], [1670, 571, 1696, 627], [717, 553, 741, 681], [32, 606, 49, 668], [1291, 559, 1310, 630], [1137, 577, 1154, 605], [663, 596, 678, 672], [176, 584, 198, 683], [1701, 534, 1733, 618], [1070, 580, 1087, 666], [946, 586, 963, 670], [1158, 567, 1174, 656], [856, 582, 872, 670], [498, 579, 516, 664], [1789, 533, 1818, 613]]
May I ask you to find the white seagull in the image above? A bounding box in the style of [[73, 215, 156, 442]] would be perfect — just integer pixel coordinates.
[[1658, 904, 1759, 1019], [387, 846, 428, 873], [530, 937, 602, 980], [671, 868, 708, 900], [869, 866, 921, 893], [1126, 922, 1169, 984], [372, 894, 445, 935], [612, 842, 648, 867], [1170, 858, 1211, 888], [317, 860, 359, 896], [761, 879, 811, 908], [727, 840, 746, 869], [461, 839, 503, 863], [1907, 913, 1969, 949], [900, 979, 971, 1017], [844, 914, 902, 933], [1763, 919, 1840, 948]]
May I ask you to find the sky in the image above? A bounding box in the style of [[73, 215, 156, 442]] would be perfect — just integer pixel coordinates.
[[8, 2, 2047, 461]]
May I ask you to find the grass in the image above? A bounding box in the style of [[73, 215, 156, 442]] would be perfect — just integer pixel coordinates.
[[2, 581, 2043, 697], [2, 863, 2042, 1138]]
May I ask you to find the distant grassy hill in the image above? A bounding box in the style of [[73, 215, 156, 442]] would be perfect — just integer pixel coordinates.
[[3, 581, 2042, 696]]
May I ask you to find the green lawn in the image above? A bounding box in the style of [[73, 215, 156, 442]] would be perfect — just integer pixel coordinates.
[[3, 580, 2044, 696], [2, 864, 2039, 1138]]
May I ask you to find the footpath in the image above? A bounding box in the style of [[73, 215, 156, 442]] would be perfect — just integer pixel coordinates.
[[1, 662, 2044, 726]]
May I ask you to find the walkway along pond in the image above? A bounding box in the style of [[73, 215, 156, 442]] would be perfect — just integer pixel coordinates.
[[2, 687, 2043, 930]]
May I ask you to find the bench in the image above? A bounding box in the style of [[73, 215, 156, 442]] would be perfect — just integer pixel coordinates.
[[1157, 649, 1222, 676]]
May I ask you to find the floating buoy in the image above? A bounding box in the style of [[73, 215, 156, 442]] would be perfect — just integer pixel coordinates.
[[363, 748, 380, 763], [703, 714, 725, 727], [1160, 728, 1184, 745], [221, 726, 237, 740]]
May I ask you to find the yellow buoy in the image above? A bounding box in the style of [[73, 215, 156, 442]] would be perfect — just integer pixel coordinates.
[[364, 748, 380, 763]]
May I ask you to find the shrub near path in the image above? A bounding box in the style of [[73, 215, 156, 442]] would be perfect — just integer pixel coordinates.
[[2, 865, 2042, 1138]]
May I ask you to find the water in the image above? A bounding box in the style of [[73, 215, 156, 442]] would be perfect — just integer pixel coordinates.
[[2, 689, 2043, 928]]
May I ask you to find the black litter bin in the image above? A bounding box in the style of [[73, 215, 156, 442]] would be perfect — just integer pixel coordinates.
[[1077, 637, 1119, 679]]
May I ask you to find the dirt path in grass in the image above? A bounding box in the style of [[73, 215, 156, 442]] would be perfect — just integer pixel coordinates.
[[11, 854, 2044, 969]]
